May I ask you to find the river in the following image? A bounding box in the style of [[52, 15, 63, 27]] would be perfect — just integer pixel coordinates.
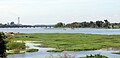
[[0, 28, 120, 34]]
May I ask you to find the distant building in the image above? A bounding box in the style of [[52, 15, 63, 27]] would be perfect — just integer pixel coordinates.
[[18, 17, 20, 25]]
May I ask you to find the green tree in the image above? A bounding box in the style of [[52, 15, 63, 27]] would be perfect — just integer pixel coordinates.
[[104, 20, 110, 28], [55, 22, 65, 28], [0, 32, 6, 57], [66, 24, 72, 28], [90, 21, 95, 28], [96, 21, 104, 28], [10, 22, 15, 25], [71, 22, 80, 28]]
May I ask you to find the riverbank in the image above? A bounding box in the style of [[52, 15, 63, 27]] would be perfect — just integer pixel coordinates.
[[12, 33, 120, 52]]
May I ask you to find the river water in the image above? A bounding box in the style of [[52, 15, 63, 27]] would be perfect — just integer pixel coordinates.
[[1, 28, 120, 58], [0, 28, 120, 34]]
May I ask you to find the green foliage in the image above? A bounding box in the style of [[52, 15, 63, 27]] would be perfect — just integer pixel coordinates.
[[6, 42, 26, 50], [0, 32, 6, 39], [47, 49, 64, 52], [4, 32, 26, 54], [55, 22, 65, 28], [82, 54, 108, 58], [26, 49, 39, 52], [55, 20, 114, 28], [0, 32, 7, 57]]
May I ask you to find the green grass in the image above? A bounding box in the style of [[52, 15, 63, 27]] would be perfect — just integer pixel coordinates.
[[13, 33, 120, 51]]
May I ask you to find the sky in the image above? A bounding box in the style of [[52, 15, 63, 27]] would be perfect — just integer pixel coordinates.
[[0, 0, 120, 25]]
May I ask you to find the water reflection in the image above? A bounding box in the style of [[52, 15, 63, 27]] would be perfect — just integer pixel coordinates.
[[0, 28, 120, 34]]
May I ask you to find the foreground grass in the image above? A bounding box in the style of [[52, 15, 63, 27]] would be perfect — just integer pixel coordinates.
[[81, 54, 108, 58], [13, 33, 120, 51]]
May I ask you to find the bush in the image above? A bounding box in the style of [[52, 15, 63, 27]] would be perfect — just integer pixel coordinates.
[[26, 49, 39, 52]]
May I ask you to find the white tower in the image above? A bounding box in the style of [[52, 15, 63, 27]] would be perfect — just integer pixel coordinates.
[[18, 17, 20, 25]]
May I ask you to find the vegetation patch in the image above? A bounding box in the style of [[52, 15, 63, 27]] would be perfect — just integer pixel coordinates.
[[47, 49, 64, 52], [13, 33, 120, 51], [26, 49, 39, 52], [2, 32, 27, 55], [6, 42, 26, 50]]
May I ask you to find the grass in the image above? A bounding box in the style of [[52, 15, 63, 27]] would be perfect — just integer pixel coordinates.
[[13, 33, 120, 51]]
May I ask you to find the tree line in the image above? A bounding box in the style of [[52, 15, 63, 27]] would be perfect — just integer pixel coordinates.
[[54, 20, 120, 28]]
